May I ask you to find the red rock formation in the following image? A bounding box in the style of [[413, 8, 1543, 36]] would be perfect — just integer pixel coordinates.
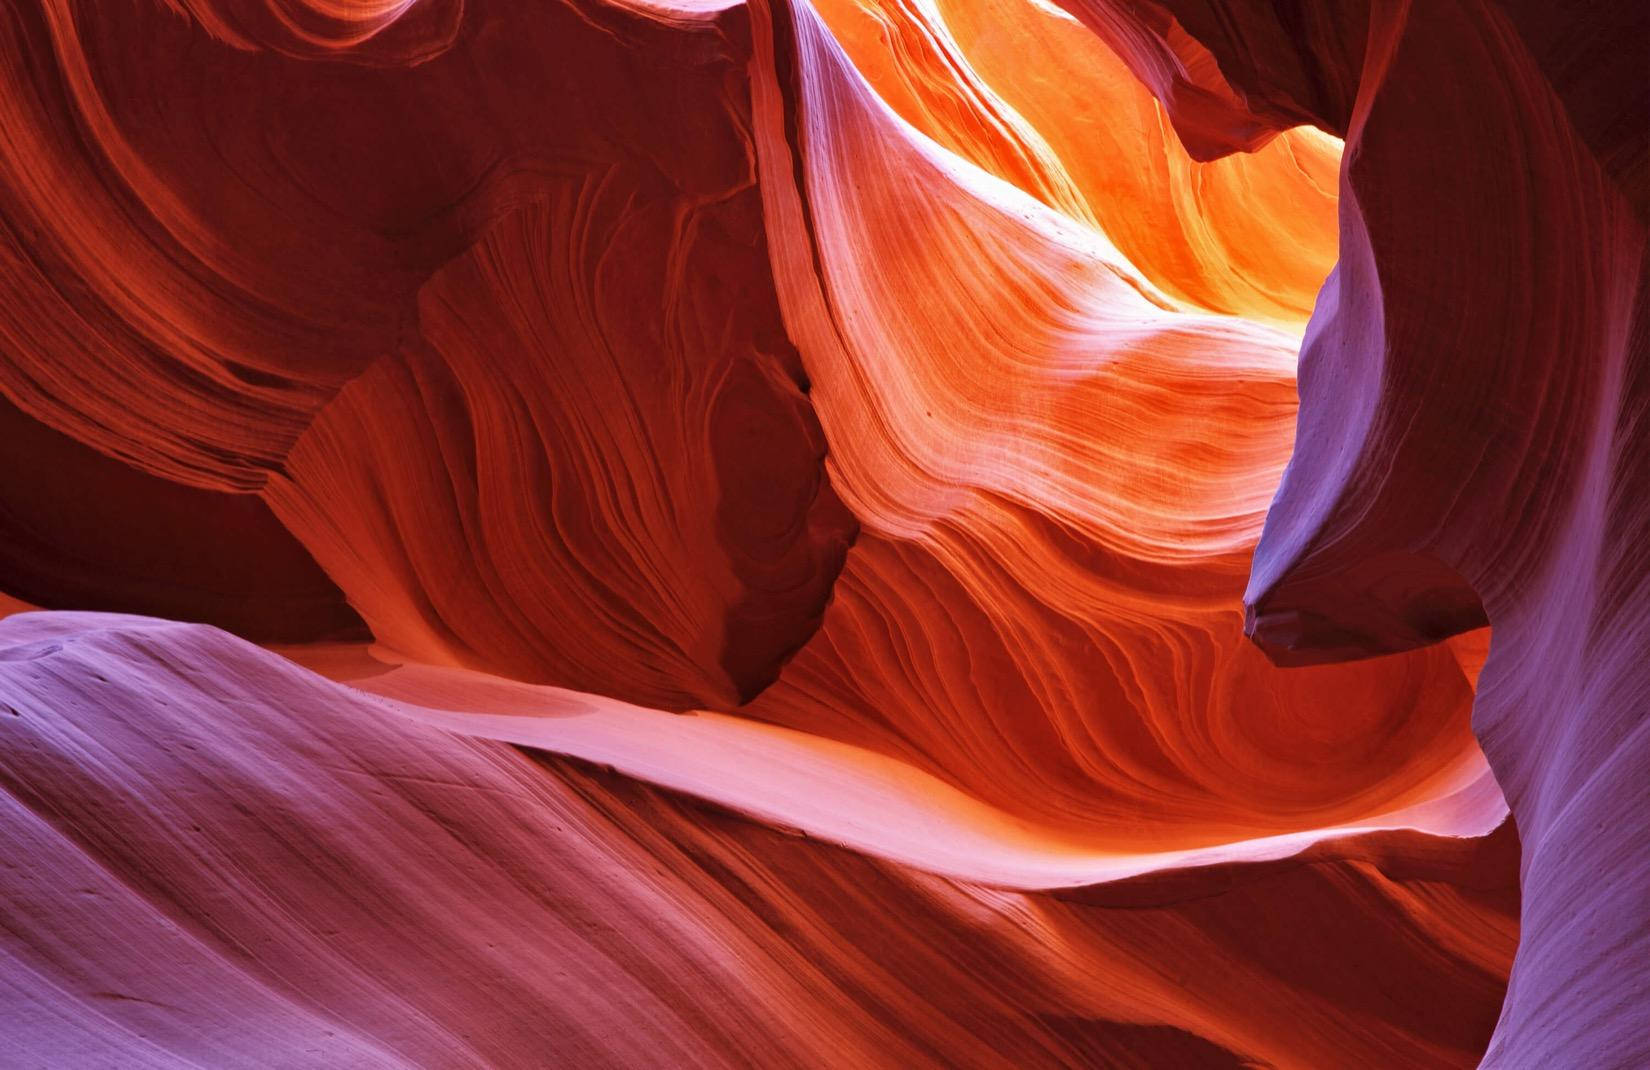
[[264, 183, 853, 709], [7, 0, 1638, 1064], [806, 0, 1340, 327], [0, 0, 855, 704]]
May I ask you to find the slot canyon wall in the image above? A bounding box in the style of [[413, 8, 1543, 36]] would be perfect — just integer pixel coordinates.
[[0, 0, 1641, 1066]]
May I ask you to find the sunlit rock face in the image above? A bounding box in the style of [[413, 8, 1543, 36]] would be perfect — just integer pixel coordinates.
[[733, 0, 1501, 863], [0, 0, 1639, 1066]]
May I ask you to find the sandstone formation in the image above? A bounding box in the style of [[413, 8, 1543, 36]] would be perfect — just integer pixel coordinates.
[[1, 0, 1642, 1065]]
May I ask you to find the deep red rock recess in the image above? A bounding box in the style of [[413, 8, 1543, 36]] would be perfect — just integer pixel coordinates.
[[0, 0, 1643, 1066]]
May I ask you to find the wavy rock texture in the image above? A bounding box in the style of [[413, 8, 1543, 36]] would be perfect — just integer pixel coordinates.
[[1059, 1, 1646, 1065], [735, 0, 1499, 857], [0, 0, 855, 705], [0, 612, 1518, 1068], [0, 0, 1638, 1065], [805, 0, 1340, 328]]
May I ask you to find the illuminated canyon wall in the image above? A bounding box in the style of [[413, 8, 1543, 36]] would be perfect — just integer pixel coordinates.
[[0, 0, 1641, 1066]]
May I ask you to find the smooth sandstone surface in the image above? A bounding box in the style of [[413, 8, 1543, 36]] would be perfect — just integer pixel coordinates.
[[0, 0, 1643, 1065], [0, 611, 1518, 1068]]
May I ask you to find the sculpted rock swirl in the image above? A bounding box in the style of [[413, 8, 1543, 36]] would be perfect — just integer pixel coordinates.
[[0, 0, 1641, 1066]]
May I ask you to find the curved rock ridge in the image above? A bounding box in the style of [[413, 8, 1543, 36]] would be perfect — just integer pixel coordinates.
[[332, 656, 1505, 888], [0, 611, 1518, 1068], [0, 0, 475, 490], [265, 187, 854, 709], [1065, 1, 1647, 1064], [161, 0, 464, 61]]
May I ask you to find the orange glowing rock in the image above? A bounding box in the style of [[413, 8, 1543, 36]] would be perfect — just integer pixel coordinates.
[[741, 0, 1490, 848], [808, 0, 1340, 326]]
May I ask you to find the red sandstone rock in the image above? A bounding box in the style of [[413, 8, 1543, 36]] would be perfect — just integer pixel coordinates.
[[4, 0, 1641, 1064]]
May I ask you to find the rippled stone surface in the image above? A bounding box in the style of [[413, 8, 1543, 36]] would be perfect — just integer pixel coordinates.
[[1, 0, 1642, 1065]]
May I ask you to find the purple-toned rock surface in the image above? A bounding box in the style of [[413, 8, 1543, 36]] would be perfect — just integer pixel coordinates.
[[0, 611, 1518, 1066], [1064, 1, 1648, 1064]]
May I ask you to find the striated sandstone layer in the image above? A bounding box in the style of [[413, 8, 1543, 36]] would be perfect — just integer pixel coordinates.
[[0, 0, 855, 708], [1, 0, 1641, 1065]]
